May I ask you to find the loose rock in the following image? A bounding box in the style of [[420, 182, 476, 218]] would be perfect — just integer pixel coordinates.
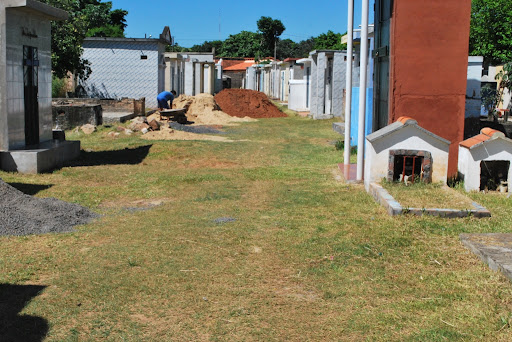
[[81, 124, 96, 134]]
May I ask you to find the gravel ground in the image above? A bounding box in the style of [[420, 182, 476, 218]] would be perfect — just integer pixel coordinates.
[[0, 179, 98, 236], [169, 122, 227, 134]]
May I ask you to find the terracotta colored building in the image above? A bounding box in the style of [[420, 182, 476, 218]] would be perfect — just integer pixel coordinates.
[[373, 0, 472, 176]]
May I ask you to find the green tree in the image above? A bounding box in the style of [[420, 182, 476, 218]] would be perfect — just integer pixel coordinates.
[[219, 31, 261, 58], [166, 43, 190, 53], [257, 16, 285, 58], [189, 40, 223, 54], [276, 39, 297, 59], [314, 30, 347, 50], [470, 0, 512, 65], [39, 0, 127, 79], [293, 37, 316, 58]]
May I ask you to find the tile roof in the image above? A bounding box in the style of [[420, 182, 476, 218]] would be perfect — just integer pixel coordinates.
[[223, 60, 256, 71], [460, 127, 509, 149]]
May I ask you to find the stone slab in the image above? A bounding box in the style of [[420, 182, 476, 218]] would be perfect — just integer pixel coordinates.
[[460, 233, 512, 281], [103, 112, 136, 124]]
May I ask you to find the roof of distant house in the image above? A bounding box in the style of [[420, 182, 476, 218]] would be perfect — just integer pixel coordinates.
[[283, 58, 301, 62], [223, 59, 256, 71]]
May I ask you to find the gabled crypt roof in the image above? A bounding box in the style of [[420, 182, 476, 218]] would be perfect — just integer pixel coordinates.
[[366, 116, 451, 145], [460, 128, 512, 150]]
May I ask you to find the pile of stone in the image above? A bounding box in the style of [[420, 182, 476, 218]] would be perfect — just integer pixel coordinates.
[[128, 115, 161, 134], [0, 178, 97, 236]]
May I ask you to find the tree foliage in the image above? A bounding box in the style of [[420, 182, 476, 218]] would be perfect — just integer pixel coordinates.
[[189, 40, 223, 54], [470, 0, 512, 65], [257, 16, 285, 58], [314, 30, 347, 51], [39, 0, 127, 79], [170, 16, 346, 60], [219, 31, 262, 58]]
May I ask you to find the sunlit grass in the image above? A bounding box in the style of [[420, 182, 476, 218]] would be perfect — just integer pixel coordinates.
[[1, 115, 512, 341]]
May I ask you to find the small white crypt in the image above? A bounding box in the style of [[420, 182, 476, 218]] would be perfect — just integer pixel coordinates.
[[364, 117, 451, 190], [458, 128, 512, 193]]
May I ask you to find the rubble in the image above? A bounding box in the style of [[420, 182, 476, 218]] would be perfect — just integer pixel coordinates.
[[80, 124, 96, 134]]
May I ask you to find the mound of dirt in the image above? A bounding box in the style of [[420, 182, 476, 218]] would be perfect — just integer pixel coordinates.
[[0, 179, 98, 236], [214, 89, 287, 118], [173, 93, 255, 126], [141, 126, 234, 142]]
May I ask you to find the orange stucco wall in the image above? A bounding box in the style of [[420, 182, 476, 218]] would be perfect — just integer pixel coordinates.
[[388, 0, 472, 176]]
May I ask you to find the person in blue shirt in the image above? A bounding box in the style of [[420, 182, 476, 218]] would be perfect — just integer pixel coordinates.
[[157, 90, 176, 110]]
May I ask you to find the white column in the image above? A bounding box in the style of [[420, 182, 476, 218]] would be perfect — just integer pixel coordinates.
[[344, 0, 354, 166], [357, 0, 369, 181]]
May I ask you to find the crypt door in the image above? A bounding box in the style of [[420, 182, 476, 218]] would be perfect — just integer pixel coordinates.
[[23, 46, 39, 146]]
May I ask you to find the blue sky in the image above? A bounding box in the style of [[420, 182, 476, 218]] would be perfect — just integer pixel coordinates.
[[111, 0, 375, 48]]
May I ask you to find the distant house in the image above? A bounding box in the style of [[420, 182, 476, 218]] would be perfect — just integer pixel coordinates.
[[81, 27, 172, 108], [221, 58, 256, 89]]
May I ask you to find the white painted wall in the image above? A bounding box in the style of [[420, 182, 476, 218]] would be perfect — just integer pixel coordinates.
[[82, 39, 164, 107], [364, 125, 450, 190], [288, 80, 308, 111], [458, 139, 512, 192]]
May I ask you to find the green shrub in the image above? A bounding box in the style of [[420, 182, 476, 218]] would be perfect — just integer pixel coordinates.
[[52, 76, 67, 98]]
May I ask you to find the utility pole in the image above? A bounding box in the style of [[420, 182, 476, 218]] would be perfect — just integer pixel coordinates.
[[274, 38, 277, 60]]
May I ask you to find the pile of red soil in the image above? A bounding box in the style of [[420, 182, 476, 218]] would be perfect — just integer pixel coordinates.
[[214, 89, 287, 118]]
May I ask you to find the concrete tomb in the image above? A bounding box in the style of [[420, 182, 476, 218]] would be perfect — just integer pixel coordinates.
[[458, 128, 512, 193], [0, 0, 80, 173], [364, 117, 450, 191]]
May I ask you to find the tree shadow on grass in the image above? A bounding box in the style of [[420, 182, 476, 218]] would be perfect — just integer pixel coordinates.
[[7, 183, 53, 196], [64, 144, 153, 167], [0, 284, 48, 342]]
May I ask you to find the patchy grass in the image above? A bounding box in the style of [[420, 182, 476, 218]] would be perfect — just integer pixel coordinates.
[[382, 181, 477, 210], [1, 116, 512, 341], [271, 100, 300, 117]]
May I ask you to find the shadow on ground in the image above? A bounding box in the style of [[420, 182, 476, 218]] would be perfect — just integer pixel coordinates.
[[7, 183, 53, 196], [0, 284, 48, 342], [65, 144, 153, 167]]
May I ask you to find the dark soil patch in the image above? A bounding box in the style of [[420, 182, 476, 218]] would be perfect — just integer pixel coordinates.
[[169, 122, 226, 134], [0, 178, 97, 236], [214, 89, 287, 118]]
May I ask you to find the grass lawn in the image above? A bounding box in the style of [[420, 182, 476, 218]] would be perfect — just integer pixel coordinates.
[[1, 114, 512, 341], [381, 181, 478, 210]]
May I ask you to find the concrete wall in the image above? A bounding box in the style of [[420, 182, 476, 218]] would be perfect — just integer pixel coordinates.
[[53, 104, 102, 130], [388, 0, 472, 176], [465, 56, 484, 138], [458, 140, 512, 192], [310, 51, 346, 119], [81, 39, 164, 107], [2, 8, 53, 150], [365, 125, 450, 190]]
